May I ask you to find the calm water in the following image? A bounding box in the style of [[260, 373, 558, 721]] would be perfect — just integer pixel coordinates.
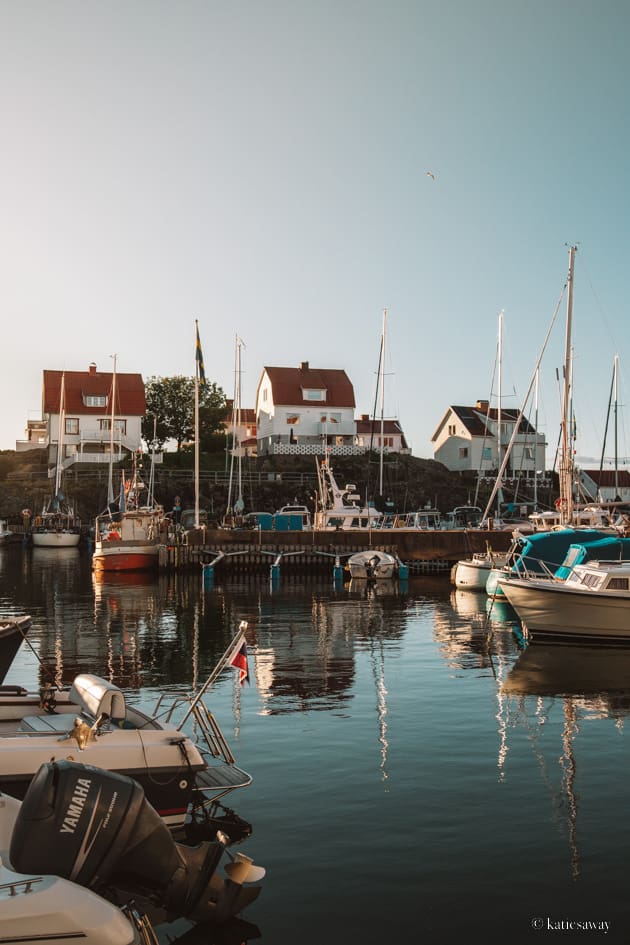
[[1, 546, 629, 943]]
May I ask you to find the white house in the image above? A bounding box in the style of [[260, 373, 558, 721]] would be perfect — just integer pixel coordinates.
[[256, 362, 359, 456], [355, 415, 410, 454], [431, 399, 547, 479], [25, 363, 150, 474], [578, 469, 630, 503]]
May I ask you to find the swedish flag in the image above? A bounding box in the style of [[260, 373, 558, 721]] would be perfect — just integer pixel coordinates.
[[195, 321, 206, 385]]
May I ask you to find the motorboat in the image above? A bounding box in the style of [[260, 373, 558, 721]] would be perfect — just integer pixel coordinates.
[[498, 559, 630, 642], [0, 628, 253, 841], [93, 460, 166, 573], [0, 615, 31, 683], [485, 527, 609, 597], [452, 548, 510, 590], [347, 549, 397, 580], [314, 457, 382, 530], [0, 758, 264, 943]]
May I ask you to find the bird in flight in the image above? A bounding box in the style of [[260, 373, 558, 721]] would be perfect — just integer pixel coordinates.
[[426, 171, 435, 180]]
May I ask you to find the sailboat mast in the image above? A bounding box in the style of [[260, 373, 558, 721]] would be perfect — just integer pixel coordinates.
[[379, 309, 386, 497], [496, 310, 503, 517], [55, 373, 66, 499], [107, 355, 117, 506], [614, 353, 619, 498], [560, 245, 577, 525], [194, 323, 200, 528]]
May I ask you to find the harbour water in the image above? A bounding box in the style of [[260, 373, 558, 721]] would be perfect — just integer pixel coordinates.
[[1, 546, 629, 943]]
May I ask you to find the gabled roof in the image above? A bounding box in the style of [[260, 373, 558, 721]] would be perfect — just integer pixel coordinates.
[[43, 366, 146, 417], [432, 404, 536, 441], [581, 469, 630, 488], [356, 417, 408, 448], [261, 365, 355, 408]]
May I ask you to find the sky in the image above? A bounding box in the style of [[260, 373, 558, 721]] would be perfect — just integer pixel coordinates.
[[2, 0, 630, 468]]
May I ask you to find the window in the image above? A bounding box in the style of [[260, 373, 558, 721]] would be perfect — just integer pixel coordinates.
[[448, 424, 456, 436], [262, 389, 268, 402], [482, 447, 492, 460], [321, 413, 341, 424], [608, 577, 629, 590], [303, 388, 325, 401], [99, 418, 127, 434], [286, 414, 300, 425], [459, 447, 469, 459], [84, 394, 107, 407], [523, 447, 534, 460], [65, 418, 79, 435]]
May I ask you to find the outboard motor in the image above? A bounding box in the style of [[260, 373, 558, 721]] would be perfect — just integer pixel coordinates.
[[11, 760, 263, 924]]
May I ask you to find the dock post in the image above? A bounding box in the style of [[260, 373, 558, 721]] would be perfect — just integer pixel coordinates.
[[396, 557, 409, 580], [270, 553, 282, 582], [333, 555, 344, 583]]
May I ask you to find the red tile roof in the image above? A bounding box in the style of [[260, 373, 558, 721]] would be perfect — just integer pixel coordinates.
[[263, 366, 355, 408], [356, 417, 408, 448], [43, 366, 146, 416]]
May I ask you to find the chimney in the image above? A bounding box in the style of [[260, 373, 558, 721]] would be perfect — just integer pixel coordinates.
[[361, 414, 369, 421], [299, 361, 309, 370], [475, 399, 490, 413], [89, 363, 97, 374]]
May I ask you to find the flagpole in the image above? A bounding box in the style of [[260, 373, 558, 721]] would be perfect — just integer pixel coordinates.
[[177, 621, 248, 730], [194, 320, 200, 529]]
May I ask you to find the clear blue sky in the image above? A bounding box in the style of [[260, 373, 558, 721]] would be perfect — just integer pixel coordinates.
[[2, 0, 629, 468]]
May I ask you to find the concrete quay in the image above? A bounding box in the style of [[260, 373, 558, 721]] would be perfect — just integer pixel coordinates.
[[158, 527, 514, 573]]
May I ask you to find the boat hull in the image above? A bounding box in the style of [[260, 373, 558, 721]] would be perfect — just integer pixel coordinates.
[[498, 578, 630, 642], [454, 559, 493, 590], [32, 531, 81, 548], [92, 541, 160, 572]]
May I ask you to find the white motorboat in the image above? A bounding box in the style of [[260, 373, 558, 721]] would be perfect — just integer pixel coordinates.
[[453, 548, 510, 590], [0, 758, 264, 943], [0, 789, 154, 945], [0, 628, 253, 841], [347, 549, 397, 580], [314, 457, 382, 530], [498, 559, 630, 642], [485, 527, 610, 597]]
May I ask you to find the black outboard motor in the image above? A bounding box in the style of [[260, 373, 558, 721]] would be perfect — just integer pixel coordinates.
[[11, 760, 262, 924]]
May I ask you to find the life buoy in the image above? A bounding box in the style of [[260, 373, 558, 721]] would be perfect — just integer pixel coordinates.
[[555, 498, 566, 509]]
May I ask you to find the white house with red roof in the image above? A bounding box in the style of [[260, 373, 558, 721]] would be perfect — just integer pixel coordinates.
[[256, 361, 360, 456], [20, 363, 150, 472], [432, 398, 546, 477], [255, 362, 409, 457]]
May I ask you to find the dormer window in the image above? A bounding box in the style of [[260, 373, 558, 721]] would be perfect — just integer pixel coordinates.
[[84, 394, 107, 407], [303, 388, 325, 401]]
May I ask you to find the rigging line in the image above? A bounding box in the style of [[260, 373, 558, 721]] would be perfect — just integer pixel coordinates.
[[481, 277, 567, 523], [599, 362, 616, 477], [366, 332, 384, 504]]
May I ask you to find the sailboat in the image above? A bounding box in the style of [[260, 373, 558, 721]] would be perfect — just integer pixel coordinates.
[[453, 313, 511, 589], [32, 372, 81, 548], [92, 362, 165, 572], [223, 335, 246, 527]]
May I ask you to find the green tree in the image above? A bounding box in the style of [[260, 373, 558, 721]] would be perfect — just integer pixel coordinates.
[[143, 376, 227, 451]]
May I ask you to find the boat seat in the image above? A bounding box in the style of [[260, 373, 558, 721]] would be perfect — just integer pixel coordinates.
[[69, 674, 126, 723], [18, 714, 80, 734]]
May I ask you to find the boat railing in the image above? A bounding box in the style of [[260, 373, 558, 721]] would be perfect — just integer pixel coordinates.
[[152, 691, 235, 764]]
